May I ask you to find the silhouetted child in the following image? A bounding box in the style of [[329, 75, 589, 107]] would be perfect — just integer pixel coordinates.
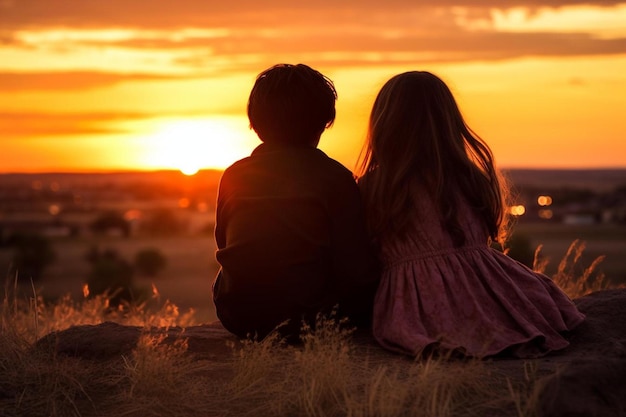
[[213, 64, 378, 340], [358, 71, 584, 358]]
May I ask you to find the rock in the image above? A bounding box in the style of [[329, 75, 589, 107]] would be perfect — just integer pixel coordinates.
[[36, 321, 238, 360], [34, 289, 626, 416], [531, 289, 626, 417], [567, 289, 626, 357], [535, 357, 626, 417]]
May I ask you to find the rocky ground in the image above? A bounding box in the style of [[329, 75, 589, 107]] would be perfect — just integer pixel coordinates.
[[37, 289, 626, 417]]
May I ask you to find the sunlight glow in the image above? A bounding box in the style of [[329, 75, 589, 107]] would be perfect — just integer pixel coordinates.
[[142, 118, 257, 172]]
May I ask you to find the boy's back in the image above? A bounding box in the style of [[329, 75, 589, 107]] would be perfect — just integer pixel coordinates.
[[214, 143, 377, 339]]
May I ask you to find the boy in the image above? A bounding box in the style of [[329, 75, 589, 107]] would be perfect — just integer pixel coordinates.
[[213, 64, 378, 340]]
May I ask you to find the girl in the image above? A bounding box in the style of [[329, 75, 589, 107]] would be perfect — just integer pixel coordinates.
[[358, 71, 584, 358]]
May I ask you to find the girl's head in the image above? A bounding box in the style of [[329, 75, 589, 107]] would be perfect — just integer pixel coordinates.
[[363, 71, 472, 179], [359, 71, 508, 245], [248, 63, 337, 146]]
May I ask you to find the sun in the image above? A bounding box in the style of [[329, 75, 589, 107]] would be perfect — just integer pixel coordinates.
[[144, 118, 256, 174]]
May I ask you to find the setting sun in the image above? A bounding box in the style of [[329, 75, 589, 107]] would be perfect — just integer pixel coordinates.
[[142, 118, 258, 174]]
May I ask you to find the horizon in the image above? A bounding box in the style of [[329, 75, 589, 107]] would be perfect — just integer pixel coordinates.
[[0, 166, 626, 173], [2, 1, 626, 172], [3, 166, 626, 176]]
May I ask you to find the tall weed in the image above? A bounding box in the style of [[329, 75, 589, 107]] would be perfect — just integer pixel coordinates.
[[535, 239, 622, 299]]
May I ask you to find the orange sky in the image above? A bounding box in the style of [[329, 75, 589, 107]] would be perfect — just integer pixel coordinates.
[[1, 1, 626, 173]]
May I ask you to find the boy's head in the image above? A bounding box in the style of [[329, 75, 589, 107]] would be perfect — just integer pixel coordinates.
[[247, 64, 337, 146]]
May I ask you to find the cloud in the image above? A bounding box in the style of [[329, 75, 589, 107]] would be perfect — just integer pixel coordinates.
[[3, 24, 625, 80], [2, 3, 625, 72], [1, 1, 624, 30], [1, 1, 625, 93], [0, 71, 185, 91], [0, 110, 242, 137]]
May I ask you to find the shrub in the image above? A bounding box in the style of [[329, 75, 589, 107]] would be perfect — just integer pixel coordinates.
[[8, 233, 56, 281]]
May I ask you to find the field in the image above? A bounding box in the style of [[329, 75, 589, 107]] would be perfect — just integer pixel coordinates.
[[513, 222, 626, 286], [1, 235, 220, 323], [1, 220, 625, 327]]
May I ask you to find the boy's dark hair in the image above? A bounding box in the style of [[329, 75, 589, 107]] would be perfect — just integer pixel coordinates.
[[247, 63, 337, 145]]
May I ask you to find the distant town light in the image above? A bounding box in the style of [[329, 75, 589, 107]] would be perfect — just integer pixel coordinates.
[[124, 209, 142, 221], [538, 209, 553, 220], [48, 204, 61, 215], [509, 205, 526, 216], [178, 197, 191, 208], [537, 195, 553, 206], [31, 180, 43, 190], [50, 182, 60, 192]]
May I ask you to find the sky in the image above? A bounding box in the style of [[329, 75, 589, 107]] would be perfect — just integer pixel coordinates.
[[1, 0, 626, 173]]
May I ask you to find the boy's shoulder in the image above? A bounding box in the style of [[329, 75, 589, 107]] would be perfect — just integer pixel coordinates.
[[224, 145, 354, 179], [310, 148, 355, 176]]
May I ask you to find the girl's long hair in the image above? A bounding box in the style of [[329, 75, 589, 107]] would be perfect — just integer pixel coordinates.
[[358, 71, 509, 246]]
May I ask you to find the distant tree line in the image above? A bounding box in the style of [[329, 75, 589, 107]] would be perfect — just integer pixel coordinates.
[[84, 246, 168, 305], [5, 232, 168, 306], [89, 209, 189, 237]]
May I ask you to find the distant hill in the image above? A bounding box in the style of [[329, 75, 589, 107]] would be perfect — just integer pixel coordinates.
[[0, 169, 225, 213], [2, 168, 625, 193], [0, 169, 224, 189], [503, 169, 626, 192]]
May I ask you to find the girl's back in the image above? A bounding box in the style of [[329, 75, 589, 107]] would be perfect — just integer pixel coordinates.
[[373, 182, 488, 262], [365, 178, 585, 358]]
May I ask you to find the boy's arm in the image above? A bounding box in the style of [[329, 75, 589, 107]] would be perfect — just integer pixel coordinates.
[[330, 173, 380, 326], [214, 175, 228, 250]]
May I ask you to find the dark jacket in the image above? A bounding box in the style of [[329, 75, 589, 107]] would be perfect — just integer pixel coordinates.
[[213, 143, 378, 339]]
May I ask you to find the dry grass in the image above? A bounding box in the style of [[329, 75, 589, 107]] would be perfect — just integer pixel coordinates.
[[222, 313, 511, 417], [534, 239, 624, 299], [0, 239, 622, 416]]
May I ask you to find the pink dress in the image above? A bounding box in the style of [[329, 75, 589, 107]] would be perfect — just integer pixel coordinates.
[[371, 188, 585, 358]]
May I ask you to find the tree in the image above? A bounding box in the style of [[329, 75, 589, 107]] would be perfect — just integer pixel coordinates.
[[85, 247, 145, 306], [501, 233, 536, 268], [139, 209, 185, 236], [134, 248, 167, 277], [90, 211, 131, 237]]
